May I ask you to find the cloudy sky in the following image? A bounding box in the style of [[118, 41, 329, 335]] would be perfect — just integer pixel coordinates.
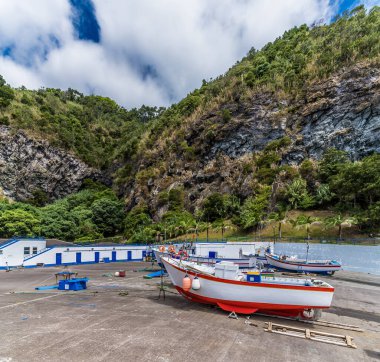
[[0, 0, 378, 108]]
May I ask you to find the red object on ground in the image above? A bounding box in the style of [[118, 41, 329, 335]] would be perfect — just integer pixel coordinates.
[[118, 271, 126, 277]]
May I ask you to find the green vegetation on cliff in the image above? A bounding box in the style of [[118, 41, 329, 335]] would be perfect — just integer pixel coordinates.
[[1, 147, 378, 242], [0, 78, 163, 169], [130, 5, 380, 164], [114, 147, 380, 242], [0, 6, 380, 242]]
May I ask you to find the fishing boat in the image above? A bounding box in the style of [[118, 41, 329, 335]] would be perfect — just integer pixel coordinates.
[[161, 256, 334, 320], [154, 249, 256, 268], [153, 244, 270, 269], [265, 253, 342, 275]]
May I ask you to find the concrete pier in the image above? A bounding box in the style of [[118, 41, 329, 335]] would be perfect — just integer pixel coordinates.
[[0, 263, 379, 361]]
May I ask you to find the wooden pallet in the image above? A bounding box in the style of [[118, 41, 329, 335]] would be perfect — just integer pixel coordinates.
[[265, 322, 357, 349], [255, 313, 363, 332], [302, 319, 363, 332]]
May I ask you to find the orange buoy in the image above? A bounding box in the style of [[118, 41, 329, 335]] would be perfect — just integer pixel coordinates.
[[168, 245, 176, 254], [159, 246, 165, 252], [182, 275, 191, 291]]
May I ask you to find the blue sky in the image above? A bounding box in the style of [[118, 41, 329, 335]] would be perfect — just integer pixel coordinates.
[[336, 0, 358, 13], [0, 0, 378, 108], [69, 0, 100, 43]]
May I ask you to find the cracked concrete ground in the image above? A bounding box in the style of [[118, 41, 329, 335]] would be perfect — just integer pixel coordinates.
[[0, 263, 379, 362]]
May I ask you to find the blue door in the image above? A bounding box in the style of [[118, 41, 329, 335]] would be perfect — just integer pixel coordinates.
[[112, 251, 117, 262], [127, 251, 132, 260], [76, 252, 82, 263], [56, 253, 62, 265], [95, 252, 100, 263], [209, 251, 217, 258]]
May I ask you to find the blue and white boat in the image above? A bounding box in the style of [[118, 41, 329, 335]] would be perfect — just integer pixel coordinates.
[[265, 253, 342, 275]]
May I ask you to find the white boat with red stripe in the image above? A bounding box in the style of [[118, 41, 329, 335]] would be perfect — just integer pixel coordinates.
[[161, 256, 335, 320], [265, 253, 342, 274]]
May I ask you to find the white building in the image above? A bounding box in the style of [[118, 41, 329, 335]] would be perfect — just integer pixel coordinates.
[[0, 238, 148, 269], [191, 241, 273, 258]]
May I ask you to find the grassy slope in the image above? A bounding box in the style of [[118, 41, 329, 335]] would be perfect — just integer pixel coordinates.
[[195, 210, 362, 241]]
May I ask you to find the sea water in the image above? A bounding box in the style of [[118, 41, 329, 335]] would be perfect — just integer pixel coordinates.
[[273, 242, 380, 275]]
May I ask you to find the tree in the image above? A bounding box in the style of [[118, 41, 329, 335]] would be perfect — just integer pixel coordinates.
[[299, 159, 317, 188], [203, 221, 213, 242], [239, 186, 271, 229], [26, 189, 49, 207], [324, 214, 358, 239], [124, 207, 152, 239], [168, 188, 184, 211], [202, 193, 227, 222], [224, 195, 241, 219], [0, 209, 40, 237], [286, 178, 315, 209], [176, 218, 195, 242], [161, 210, 194, 239], [318, 149, 349, 183], [212, 219, 237, 241], [289, 215, 320, 240], [187, 213, 207, 243], [0, 81, 15, 108], [70, 206, 100, 240], [315, 184, 334, 205], [40, 201, 78, 240], [267, 208, 288, 239], [91, 197, 124, 237], [329, 154, 380, 209], [129, 226, 156, 244]]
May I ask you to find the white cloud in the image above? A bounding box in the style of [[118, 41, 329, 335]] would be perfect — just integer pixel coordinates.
[[40, 41, 168, 106], [0, 0, 337, 108], [0, 0, 72, 65], [0, 57, 40, 88]]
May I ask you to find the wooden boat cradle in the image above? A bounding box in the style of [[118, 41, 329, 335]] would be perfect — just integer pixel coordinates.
[[265, 322, 357, 348], [255, 313, 363, 332]]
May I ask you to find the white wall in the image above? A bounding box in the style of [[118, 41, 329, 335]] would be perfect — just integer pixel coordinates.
[[0, 239, 148, 268], [22, 245, 147, 267], [0, 239, 46, 267], [194, 241, 273, 258]]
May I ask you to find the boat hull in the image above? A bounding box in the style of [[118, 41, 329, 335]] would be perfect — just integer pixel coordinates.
[[162, 257, 334, 318], [266, 254, 342, 274]]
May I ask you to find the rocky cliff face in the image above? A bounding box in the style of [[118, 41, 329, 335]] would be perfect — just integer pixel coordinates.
[[125, 62, 380, 214], [196, 63, 380, 163], [1, 63, 378, 209], [0, 126, 98, 201], [289, 64, 380, 162]]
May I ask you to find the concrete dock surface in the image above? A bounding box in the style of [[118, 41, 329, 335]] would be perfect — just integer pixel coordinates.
[[0, 263, 379, 362]]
